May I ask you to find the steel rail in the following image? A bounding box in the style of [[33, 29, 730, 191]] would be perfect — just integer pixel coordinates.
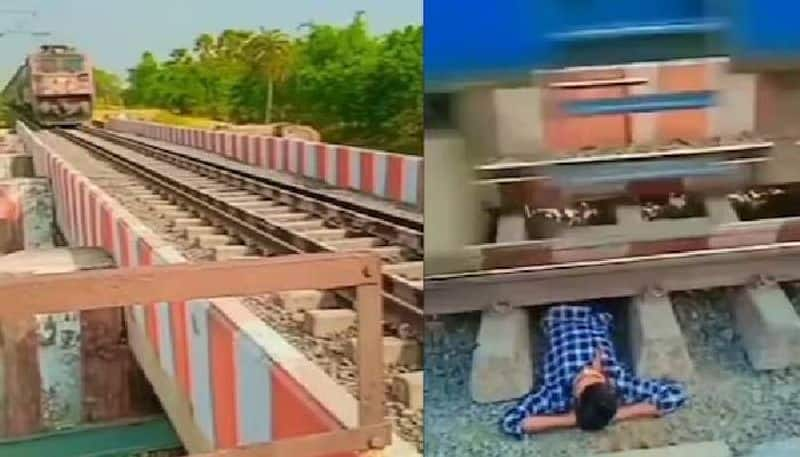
[[477, 142, 774, 172], [85, 125, 423, 241], [424, 241, 800, 315], [51, 128, 423, 334]]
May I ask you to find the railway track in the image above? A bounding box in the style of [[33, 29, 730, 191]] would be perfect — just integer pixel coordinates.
[[428, 144, 800, 453], [460, 140, 800, 270], [477, 141, 774, 206], [425, 240, 800, 313], [27, 123, 424, 450], [52, 126, 424, 338]]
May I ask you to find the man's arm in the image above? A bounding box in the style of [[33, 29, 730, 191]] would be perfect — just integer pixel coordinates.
[[615, 371, 688, 418], [521, 411, 576, 433], [613, 402, 659, 422], [500, 385, 565, 438]]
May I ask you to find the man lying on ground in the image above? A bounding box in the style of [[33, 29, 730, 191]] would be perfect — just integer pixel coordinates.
[[500, 304, 688, 438]]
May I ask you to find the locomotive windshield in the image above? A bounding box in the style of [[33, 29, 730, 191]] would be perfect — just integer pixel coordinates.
[[35, 55, 86, 73]]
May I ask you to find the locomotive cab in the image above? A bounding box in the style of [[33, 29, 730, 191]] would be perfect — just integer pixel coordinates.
[[27, 45, 94, 126]]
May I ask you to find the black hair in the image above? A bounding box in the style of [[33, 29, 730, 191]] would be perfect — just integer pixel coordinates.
[[575, 383, 617, 431]]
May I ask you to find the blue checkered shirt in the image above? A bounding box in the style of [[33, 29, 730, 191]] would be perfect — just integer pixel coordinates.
[[500, 305, 687, 439]]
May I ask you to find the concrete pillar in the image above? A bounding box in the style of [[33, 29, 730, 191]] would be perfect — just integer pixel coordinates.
[[0, 178, 54, 254], [470, 308, 533, 403], [0, 154, 34, 179], [493, 86, 544, 158], [453, 87, 498, 160], [629, 290, 694, 382], [0, 248, 115, 434], [423, 132, 487, 275], [753, 72, 800, 139], [615, 205, 645, 226], [392, 371, 424, 410], [495, 213, 527, 242], [705, 196, 740, 225], [452, 85, 544, 159], [733, 279, 800, 370]]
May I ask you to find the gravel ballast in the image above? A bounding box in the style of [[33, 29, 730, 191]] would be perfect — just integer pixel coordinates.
[[424, 288, 800, 457]]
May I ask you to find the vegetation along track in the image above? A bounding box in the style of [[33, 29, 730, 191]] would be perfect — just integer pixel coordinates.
[[52, 126, 424, 336]]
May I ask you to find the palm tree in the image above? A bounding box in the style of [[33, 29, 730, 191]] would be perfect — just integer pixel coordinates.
[[242, 28, 294, 123]]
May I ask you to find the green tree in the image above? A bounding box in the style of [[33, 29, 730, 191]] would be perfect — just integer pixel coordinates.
[[93, 68, 124, 106], [240, 29, 294, 123], [122, 14, 422, 154], [124, 52, 161, 106]]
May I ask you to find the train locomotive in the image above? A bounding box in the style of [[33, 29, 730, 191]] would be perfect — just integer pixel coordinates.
[[2, 44, 94, 127], [423, 0, 800, 276]]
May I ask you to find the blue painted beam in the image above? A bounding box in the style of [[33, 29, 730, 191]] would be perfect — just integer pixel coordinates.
[[549, 19, 727, 42], [0, 415, 182, 457], [565, 91, 716, 116], [550, 160, 739, 186]]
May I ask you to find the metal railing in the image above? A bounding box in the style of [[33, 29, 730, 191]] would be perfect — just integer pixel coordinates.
[[0, 252, 390, 457]]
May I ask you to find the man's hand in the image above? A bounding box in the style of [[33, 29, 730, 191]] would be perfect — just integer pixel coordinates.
[[521, 412, 577, 433], [614, 403, 660, 422], [521, 403, 659, 434]]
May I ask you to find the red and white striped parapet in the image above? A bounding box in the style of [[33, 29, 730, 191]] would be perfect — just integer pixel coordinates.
[[106, 119, 424, 210]]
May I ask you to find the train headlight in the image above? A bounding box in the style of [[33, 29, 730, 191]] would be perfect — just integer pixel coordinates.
[[38, 101, 51, 113]]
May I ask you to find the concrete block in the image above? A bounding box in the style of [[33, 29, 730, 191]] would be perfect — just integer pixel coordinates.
[[594, 441, 731, 457], [279, 220, 324, 231], [752, 72, 800, 138], [254, 205, 294, 215], [208, 189, 249, 195], [127, 186, 150, 194], [235, 201, 277, 211], [276, 290, 338, 312], [266, 212, 309, 223], [0, 247, 113, 274], [629, 292, 694, 382], [304, 229, 347, 242], [160, 209, 194, 220], [136, 194, 164, 203], [616, 205, 645, 226], [0, 178, 53, 253], [733, 282, 800, 370], [714, 72, 756, 138], [470, 308, 532, 403], [184, 225, 219, 238], [0, 154, 33, 178], [495, 213, 526, 242], [326, 237, 378, 251], [150, 203, 179, 213], [705, 196, 740, 225], [424, 132, 489, 276], [195, 234, 234, 248], [0, 247, 115, 434], [346, 336, 422, 368], [494, 87, 544, 158], [383, 261, 423, 280], [172, 218, 205, 230], [392, 371, 423, 410], [369, 246, 404, 262], [303, 309, 356, 337], [213, 245, 252, 261], [746, 438, 800, 457], [219, 195, 264, 203]]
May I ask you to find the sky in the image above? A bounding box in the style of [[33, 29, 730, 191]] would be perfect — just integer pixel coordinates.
[[0, 0, 421, 83]]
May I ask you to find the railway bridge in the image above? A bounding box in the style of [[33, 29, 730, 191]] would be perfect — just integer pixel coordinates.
[[0, 119, 423, 457]]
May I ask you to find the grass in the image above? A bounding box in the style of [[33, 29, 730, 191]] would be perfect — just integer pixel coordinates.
[[93, 106, 224, 129]]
